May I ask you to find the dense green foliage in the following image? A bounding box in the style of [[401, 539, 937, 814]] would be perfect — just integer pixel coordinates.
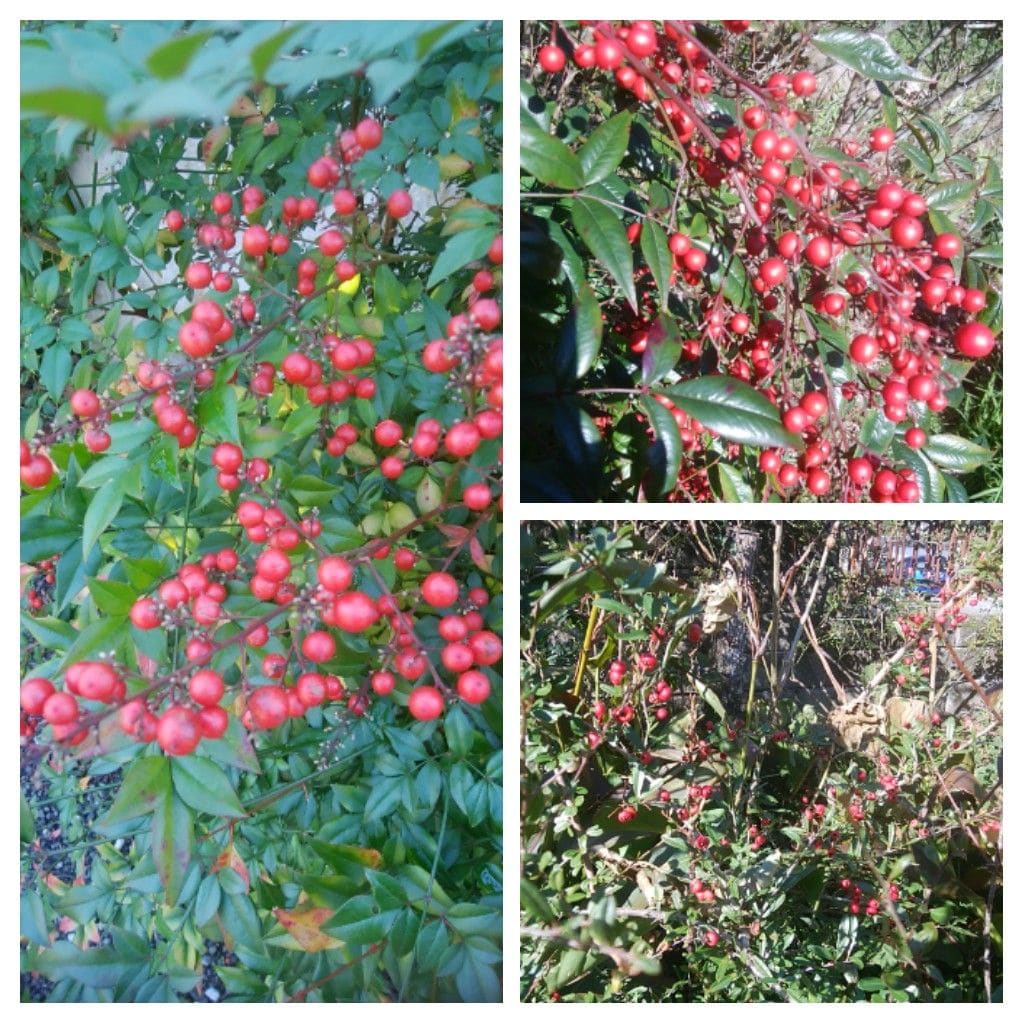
[[521, 522, 1002, 1002]]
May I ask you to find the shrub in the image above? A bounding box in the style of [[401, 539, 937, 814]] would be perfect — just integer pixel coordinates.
[[21, 21, 502, 1003], [521, 521, 1002, 1002]]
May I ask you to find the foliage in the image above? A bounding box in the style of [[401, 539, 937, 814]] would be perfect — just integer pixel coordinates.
[[21, 20, 502, 1003], [521, 522, 1002, 1002], [521, 20, 1002, 502]]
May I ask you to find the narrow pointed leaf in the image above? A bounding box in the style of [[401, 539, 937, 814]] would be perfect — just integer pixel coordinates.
[[657, 377, 801, 450], [640, 220, 672, 310], [639, 395, 682, 498], [520, 116, 584, 189], [570, 196, 636, 311], [578, 110, 632, 185], [151, 792, 193, 904]]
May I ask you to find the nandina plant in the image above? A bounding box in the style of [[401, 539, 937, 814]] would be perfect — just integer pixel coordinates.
[[521, 20, 1002, 502], [521, 521, 1002, 1002], [21, 21, 501, 1003]]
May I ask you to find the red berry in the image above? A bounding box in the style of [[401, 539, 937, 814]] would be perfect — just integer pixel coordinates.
[[20, 677, 55, 715], [538, 44, 566, 73], [421, 571, 459, 608], [188, 670, 225, 707], [386, 190, 413, 219], [408, 685, 445, 721], [954, 321, 995, 359], [157, 705, 202, 756], [248, 685, 289, 730]]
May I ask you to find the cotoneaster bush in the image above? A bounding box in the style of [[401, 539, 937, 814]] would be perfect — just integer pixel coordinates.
[[21, 21, 501, 1003], [521, 522, 1002, 1002], [521, 20, 1002, 502]]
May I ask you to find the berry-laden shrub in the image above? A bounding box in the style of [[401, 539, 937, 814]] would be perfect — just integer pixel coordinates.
[[521, 522, 1002, 1002], [521, 21, 1002, 502], [20, 21, 502, 1003]]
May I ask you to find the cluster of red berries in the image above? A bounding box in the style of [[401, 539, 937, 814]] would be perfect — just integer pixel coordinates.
[[531, 20, 999, 502], [21, 108, 502, 751]]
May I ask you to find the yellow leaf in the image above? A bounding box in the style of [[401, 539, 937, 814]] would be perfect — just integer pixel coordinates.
[[272, 903, 343, 953]]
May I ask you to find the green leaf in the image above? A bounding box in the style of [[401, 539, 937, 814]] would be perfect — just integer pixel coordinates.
[[146, 31, 214, 79], [551, 401, 603, 496], [194, 874, 221, 927], [639, 395, 682, 499], [325, 894, 396, 946], [923, 434, 993, 473], [899, 140, 934, 175], [640, 313, 681, 386], [656, 377, 801, 450], [446, 903, 502, 939], [811, 30, 933, 82], [570, 196, 636, 312], [151, 791, 194, 904], [250, 23, 303, 80], [555, 282, 602, 382], [860, 409, 896, 454], [59, 615, 129, 670], [22, 88, 110, 131], [82, 476, 126, 558], [892, 442, 945, 502], [40, 344, 72, 400], [426, 227, 493, 289], [968, 245, 1003, 268], [30, 943, 147, 989], [520, 115, 584, 189], [640, 219, 672, 311], [577, 110, 632, 185], [520, 879, 556, 923], [196, 385, 240, 445], [21, 793, 36, 844], [94, 758, 171, 835], [171, 757, 246, 818], [712, 462, 755, 502], [445, 705, 475, 758], [87, 577, 137, 616], [21, 614, 76, 652], [289, 474, 340, 506]]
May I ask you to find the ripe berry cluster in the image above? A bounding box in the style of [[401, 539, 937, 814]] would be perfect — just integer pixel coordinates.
[[530, 20, 999, 502], [21, 111, 502, 755]]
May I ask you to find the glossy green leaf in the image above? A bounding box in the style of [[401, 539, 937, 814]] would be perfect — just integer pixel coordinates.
[[657, 377, 801, 450], [570, 195, 637, 312], [171, 757, 246, 819], [640, 219, 672, 311], [194, 874, 221, 927], [520, 115, 584, 189], [30, 943, 148, 989], [94, 757, 171, 835], [811, 30, 933, 82], [426, 226, 494, 288], [146, 31, 214, 79], [555, 282, 602, 383], [196, 385, 240, 445], [712, 462, 755, 502], [639, 395, 682, 499], [640, 313, 681, 386], [578, 110, 632, 185], [21, 793, 36, 844], [968, 244, 1003, 268], [892, 441, 945, 502], [923, 434, 993, 472], [82, 476, 126, 558]]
